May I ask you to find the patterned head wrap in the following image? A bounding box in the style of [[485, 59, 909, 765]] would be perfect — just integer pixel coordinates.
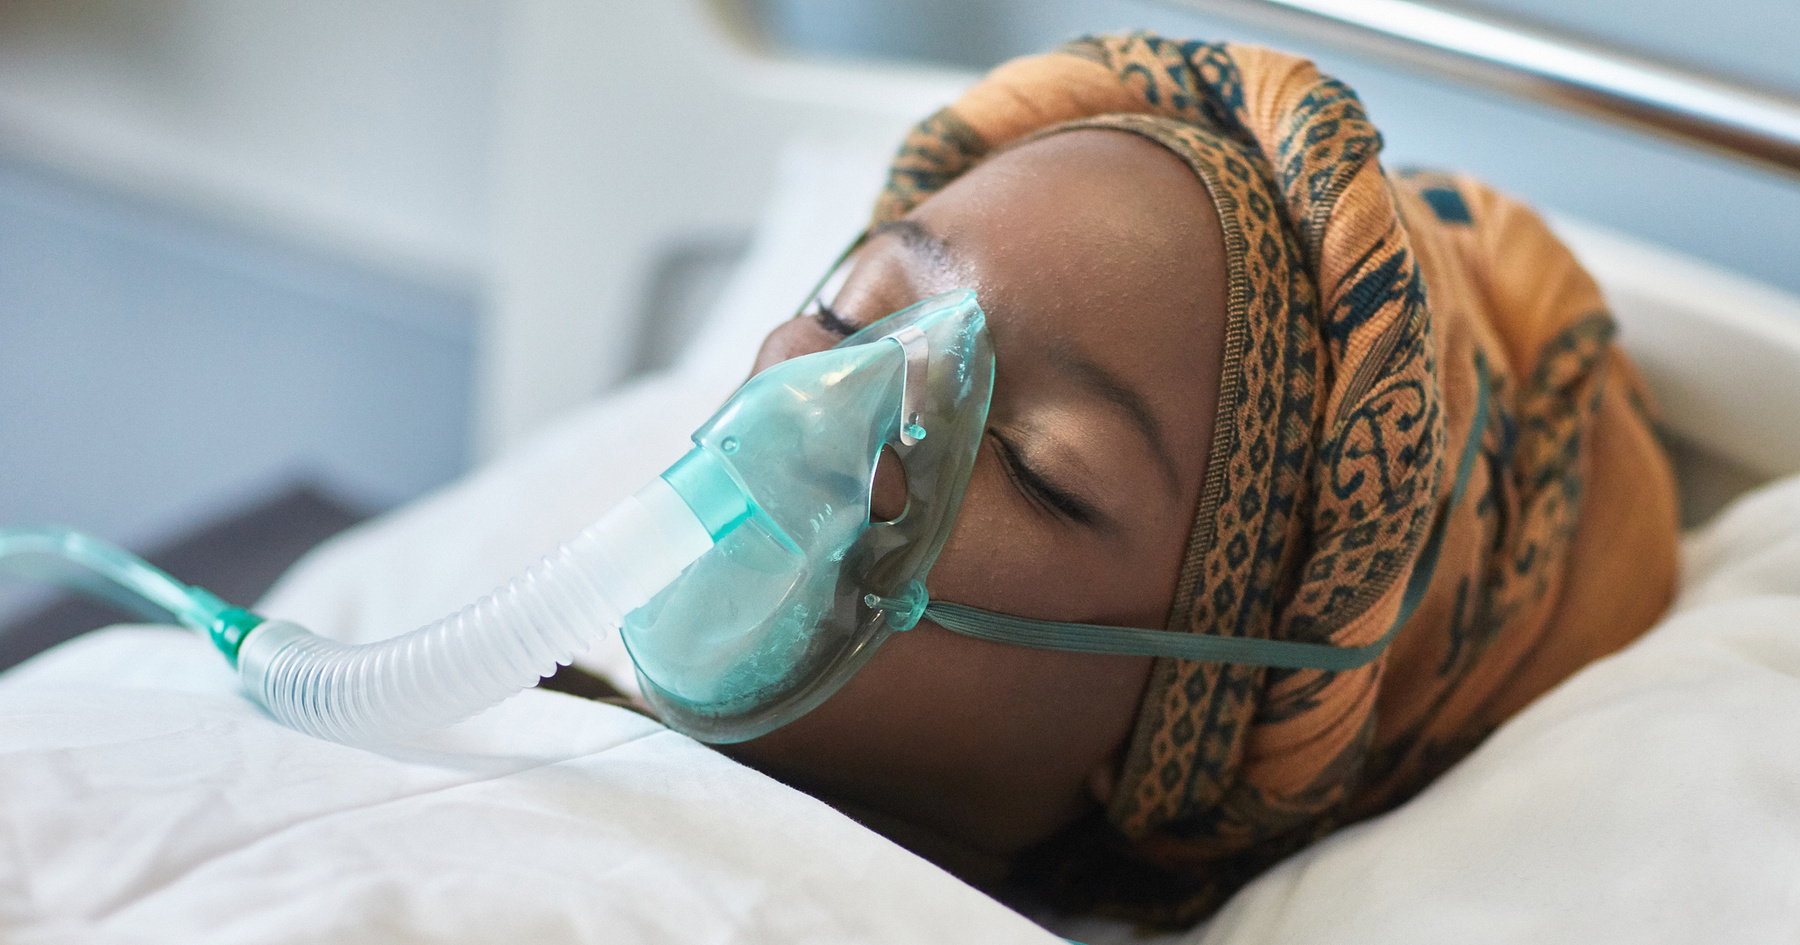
[[870, 33, 1680, 927]]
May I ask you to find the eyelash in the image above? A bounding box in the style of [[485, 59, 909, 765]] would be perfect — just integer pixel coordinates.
[[807, 295, 1095, 527], [811, 299, 858, 338], [989, 431, 1097, 527]]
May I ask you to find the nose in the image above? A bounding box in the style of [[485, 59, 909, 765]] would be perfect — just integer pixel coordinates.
[[750, 316, 843, 377], [870, 445, 908, 523], [753, 317, 912, 525]]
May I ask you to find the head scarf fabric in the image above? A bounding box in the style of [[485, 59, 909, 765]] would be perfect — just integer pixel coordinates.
[[871, 34, 1679, 926]]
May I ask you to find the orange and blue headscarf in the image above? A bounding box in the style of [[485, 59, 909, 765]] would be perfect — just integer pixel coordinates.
[[874, 33, 1679, 926]]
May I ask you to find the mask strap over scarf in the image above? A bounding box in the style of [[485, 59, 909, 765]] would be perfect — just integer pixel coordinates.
[[923, 346, 1484, 671]]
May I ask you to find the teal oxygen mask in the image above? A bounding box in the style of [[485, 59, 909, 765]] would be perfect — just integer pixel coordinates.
[[626, 290, 994, 741]]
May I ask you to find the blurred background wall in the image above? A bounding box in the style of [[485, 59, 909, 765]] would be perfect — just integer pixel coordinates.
[[1, 0, 1795, 625], [760, 0, 1800, 298], [0, 0, 500, 622]]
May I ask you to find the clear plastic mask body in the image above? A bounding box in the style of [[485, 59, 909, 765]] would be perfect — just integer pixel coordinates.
[[624, 290, 995, 743]]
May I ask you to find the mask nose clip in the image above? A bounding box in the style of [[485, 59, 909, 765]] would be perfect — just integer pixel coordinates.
[[886, 325, 930, 446]]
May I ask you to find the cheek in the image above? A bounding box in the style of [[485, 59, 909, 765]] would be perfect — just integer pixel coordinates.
[[924, 450, 1091, 617], [923, 447, 1192, 631]]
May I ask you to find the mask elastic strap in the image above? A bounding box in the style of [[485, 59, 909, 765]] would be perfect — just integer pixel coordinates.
[[922, 353, 1489, 672], [793, 231, 868, 319]]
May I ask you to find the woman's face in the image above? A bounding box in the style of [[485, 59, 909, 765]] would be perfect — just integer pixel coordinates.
[[722, 128, 1228, 879]]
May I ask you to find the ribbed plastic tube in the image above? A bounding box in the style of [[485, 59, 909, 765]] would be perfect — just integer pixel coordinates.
[[236, 477, 715, 744]]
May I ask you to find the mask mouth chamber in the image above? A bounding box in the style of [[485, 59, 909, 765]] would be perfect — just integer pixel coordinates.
[[3, 287, 1460, 746]]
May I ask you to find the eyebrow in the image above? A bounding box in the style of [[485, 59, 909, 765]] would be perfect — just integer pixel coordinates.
[[1048, 341, 1181, 495], [866, 223, 1181, 498], [869, 219, 951, 265]]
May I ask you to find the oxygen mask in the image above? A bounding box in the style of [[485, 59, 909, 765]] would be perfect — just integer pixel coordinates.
[[622, 289, 992, 740]]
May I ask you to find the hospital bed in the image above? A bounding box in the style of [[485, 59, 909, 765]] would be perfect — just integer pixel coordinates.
[[6, 1, 1800, 942]]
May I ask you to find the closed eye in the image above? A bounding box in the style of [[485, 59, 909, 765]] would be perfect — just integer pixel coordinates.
[[809, 299, 859, 338], [988, 430, 1101, 528]]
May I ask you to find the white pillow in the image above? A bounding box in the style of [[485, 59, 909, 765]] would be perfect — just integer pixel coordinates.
[[1053, 478, 1800, 945], [19, 480, 1800, 945], [1154, 480, 1800, 945]]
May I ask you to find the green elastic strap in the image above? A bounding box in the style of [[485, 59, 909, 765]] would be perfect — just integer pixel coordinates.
[[925, 354, 1490, 672]]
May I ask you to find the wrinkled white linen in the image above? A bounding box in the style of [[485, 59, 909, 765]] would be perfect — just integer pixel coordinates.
[[0, 628, 1056, 945]]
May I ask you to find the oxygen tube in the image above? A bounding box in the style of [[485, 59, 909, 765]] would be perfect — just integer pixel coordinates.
[[0, 466, 739, 744], [0, 291, 989, 747]]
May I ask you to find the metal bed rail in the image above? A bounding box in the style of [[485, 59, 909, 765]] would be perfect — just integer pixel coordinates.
[[1167, 0, 1800, 180]]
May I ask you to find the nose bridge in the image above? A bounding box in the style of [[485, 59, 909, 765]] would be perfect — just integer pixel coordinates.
[[697, 339, 903, 539], [885, 325, 931, 446]]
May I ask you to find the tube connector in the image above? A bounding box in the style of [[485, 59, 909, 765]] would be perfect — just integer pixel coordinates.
[[662, 447, 752, 541], [862, 580, 929, 632], [208, 607, 267, 666], [235, 619, 311, 707]]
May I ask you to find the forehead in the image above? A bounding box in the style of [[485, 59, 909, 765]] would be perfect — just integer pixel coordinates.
[[843, 128, 1228, 455]]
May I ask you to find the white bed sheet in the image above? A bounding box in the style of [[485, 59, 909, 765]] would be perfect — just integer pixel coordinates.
[[0, 627, 1056, 944]]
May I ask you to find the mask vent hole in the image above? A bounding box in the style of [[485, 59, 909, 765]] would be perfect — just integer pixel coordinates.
[[868, 444, 910, 525]]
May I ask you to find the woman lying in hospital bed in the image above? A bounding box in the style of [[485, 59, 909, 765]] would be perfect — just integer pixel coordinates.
[[628, 33, 1680, 926], [8, 32, 1800, 945]]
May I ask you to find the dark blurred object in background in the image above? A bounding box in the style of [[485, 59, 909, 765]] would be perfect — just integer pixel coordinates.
[[0, 485, 365, 672]]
